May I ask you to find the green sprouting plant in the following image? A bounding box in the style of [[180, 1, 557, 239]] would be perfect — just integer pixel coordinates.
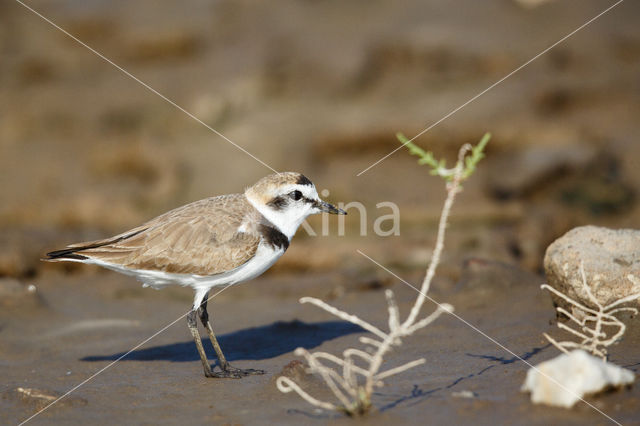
[[277, 133, 490, 416], [398, 132, 490, 182]]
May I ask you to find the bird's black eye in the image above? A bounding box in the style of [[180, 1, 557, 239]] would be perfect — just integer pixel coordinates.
[[289, 190, 302, 201]]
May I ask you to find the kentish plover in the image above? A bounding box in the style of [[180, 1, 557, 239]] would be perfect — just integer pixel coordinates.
[[45, 172, 346, 378]]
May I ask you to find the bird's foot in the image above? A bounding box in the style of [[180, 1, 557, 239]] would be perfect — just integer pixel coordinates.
[[204, 365, 265, 379]]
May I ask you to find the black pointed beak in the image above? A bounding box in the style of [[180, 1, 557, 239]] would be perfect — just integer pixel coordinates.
[[315, 200, 347, 215]]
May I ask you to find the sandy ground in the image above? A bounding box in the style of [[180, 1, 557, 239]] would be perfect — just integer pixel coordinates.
[[3, 262, 640, 425], [1, 0, 640, 424]]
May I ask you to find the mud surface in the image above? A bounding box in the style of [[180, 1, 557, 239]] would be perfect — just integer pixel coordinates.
[[2, 0, 640, 424], [3, 264, 640, 425]]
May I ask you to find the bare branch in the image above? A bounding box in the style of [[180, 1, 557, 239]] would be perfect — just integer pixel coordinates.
[[556, 322, 590, 340], [375, 358, 426, 380], [543, 332, 571, 355], [604, 291, 640, 311], [343, 348, 375, 363], [300, 297, 388, 340], [295, 348, 354, 408], [359, 336, 383, 348], [540, 284, 599, 316], [276, 377, 337, 411], [405, 304, 454, 334], [310, 352, 369, 377], [542, 261, 640, 361], [275, 140, 486, 415], [385, 290, 400, 333]]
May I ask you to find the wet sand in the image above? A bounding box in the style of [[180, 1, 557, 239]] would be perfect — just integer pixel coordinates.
[[2, 260, 640, 424]]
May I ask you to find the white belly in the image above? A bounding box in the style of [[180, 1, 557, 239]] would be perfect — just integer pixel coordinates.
[[87, 242, 285, 303], [191, 242, 285, 290]]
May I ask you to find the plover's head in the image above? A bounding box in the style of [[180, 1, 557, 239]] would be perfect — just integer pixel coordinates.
[[245, 172, 346, 239]]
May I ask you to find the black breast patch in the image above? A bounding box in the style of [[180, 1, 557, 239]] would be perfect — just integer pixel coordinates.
[[258, 224, 290, 251]]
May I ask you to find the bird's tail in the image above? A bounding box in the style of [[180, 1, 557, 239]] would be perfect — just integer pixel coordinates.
[[44, 247, 90, 262], [43, 227, 147, 262]]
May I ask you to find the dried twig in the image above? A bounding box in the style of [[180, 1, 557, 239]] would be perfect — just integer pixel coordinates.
[[542, 264, 640, 361], [276, 135, 490, 415]]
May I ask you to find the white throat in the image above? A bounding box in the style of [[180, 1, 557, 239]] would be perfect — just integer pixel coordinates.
[[245, 194, 310, 240]]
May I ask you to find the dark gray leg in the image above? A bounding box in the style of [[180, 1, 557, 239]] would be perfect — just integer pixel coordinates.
[[198, 295, 265, 377], [186, 309, 215, 377]]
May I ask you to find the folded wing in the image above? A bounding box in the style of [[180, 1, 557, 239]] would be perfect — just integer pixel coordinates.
[[45, 195, 261, 276]]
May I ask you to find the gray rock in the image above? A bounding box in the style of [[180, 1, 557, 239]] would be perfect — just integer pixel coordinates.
[[543, 226, 640, 313]]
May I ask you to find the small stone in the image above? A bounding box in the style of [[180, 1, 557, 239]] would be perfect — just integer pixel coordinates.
[[451, 390, 477, 398], [278, 360, 308, 382], [0, 278, 44, 311], [543, 226, 640, 313], [521, 350, 634, 408]]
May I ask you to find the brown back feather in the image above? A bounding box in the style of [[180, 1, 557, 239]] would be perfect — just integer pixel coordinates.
[[46, 194, 263, 275]]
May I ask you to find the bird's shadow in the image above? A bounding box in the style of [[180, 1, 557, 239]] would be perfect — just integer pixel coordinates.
[[81, 320, 363, 363]]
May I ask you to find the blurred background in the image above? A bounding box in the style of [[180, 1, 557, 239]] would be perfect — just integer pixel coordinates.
[[2, 1, 640, 423], [1, 0, 638, 282]]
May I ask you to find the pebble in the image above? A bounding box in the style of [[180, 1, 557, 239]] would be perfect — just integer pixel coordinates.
[[0, 277, 43, 311], [521, 350, 634, 408], [543, 226, 640, 313]]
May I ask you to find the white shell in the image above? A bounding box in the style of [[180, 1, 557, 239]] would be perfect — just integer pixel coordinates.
[[521, 350, 635, 408]]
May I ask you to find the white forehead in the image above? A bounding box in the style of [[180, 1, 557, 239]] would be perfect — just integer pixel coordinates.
[[276, 183, 318, 199]]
